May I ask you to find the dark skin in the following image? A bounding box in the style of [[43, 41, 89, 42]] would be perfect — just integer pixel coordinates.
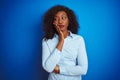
[[53, 11, 70, 74]]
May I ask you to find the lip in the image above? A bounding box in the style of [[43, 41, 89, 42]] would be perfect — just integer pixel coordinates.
[[58, 25, 64, 28]]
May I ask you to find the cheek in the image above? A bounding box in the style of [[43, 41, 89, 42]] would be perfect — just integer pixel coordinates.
[[65, 20, 69, 26]]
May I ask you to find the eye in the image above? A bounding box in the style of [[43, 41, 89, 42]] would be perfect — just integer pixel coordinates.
[[54, 17, 59, 21], [62, 16, 67, 20]]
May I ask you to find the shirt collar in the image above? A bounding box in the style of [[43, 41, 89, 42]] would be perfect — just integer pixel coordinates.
[[54, 31, 74, 39], [69, 31, 74, 38]]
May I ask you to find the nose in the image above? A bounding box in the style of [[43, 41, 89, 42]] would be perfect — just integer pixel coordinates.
[[58, 18, 63, 24]]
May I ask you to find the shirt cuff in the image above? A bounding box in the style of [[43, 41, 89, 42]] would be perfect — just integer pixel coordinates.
[[59, 65, 66, 74], [53, 48, 62, 59], [55, 48, 61, 53]]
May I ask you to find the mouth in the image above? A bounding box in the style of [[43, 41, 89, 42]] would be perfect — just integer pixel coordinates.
[[58, 25, 64, 28]]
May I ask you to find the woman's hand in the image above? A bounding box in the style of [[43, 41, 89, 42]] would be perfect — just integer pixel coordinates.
[[53, 23, 64, 41], [53, 23, 64, 51], [53, 65, 60, 74]]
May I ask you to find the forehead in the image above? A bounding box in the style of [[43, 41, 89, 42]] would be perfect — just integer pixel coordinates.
[[55, 11, 67, 17]]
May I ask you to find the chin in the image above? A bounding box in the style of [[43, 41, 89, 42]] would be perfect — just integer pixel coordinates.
[[60, 29, 64, 32], [60, 28, 65, 31]]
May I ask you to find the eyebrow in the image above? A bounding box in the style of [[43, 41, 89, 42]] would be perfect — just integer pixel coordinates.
[[55, 14, 67, 17]]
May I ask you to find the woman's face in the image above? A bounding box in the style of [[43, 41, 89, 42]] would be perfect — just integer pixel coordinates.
[[53, 11, 69, 32]]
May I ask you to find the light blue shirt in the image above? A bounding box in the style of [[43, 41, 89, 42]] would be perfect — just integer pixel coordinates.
[[42, 31, 88, 80]]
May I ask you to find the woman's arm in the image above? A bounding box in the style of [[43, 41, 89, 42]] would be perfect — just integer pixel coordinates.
[[42, 39, 62, 73], [42, 27, 64, 73]]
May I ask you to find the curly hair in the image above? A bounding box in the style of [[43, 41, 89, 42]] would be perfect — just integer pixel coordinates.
[[43, 5, 79, 40]]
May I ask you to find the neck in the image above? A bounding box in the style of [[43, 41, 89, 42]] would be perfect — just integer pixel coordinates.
[[62, 30, 69, 38]]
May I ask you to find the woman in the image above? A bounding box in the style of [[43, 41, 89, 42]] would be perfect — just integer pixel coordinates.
[[42, 5, 88, 80]]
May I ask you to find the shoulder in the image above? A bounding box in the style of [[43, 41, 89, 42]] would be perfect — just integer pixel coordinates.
[[72, 34, 86, 48], [70, 33, 86, 48], [72, 33, 84, 41], [42, 37, 56, 44], [42, 38, 50, 46], [42, 38, 49, 43], [71, 33, 86, 45]]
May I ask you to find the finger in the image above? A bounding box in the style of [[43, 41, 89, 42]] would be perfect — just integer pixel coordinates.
[[54, 24, 60, 33], [53, 22, 58, 29], [53, 23, 62, 34], [53, 22, 58, 28]]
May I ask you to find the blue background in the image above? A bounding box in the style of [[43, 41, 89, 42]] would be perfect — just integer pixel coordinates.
[[0, 0, 120, 80]]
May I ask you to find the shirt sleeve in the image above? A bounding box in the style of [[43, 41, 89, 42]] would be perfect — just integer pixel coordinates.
[[59, 37, 88, 76], [42, 39, 62, 73]]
